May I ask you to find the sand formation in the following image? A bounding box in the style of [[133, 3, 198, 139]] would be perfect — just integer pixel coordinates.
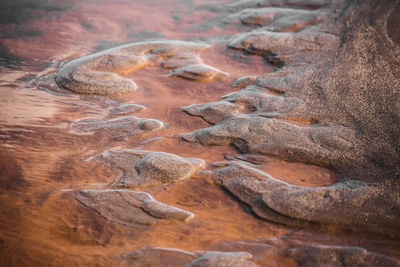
[[183, 0, 400, 236], [56, 40, 229, 95], [72, 116, 166, 138], [120, 240, 400, 267], [88, 149, 205, 187], [75, 189, 194, 226], [51, 0, 400, 265], [122, 248, 257, 267]]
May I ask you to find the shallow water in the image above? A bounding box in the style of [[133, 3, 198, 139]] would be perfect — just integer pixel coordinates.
[[1, 0, 399, 266]]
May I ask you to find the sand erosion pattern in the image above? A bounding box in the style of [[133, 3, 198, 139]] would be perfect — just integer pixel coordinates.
[[1, 0, 400, 265]]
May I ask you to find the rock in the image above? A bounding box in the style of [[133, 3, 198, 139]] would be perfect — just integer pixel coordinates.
[[90, 149, 205, 187], [75, 189, 194, 226]]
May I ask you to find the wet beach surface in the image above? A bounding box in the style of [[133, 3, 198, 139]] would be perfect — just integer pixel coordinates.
[[1, 0, 400, 266]]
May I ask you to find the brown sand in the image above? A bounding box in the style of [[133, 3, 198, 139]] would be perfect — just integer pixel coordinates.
[[0, 0, 399, 266]]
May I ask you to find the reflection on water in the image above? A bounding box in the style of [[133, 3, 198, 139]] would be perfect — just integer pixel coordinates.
[[0, 0, 399, 266]]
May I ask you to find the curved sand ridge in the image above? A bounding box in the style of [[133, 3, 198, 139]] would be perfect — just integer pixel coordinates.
[[182, 0, 400, 237], [75, 189, 194, 226], [56, 40, 229, 95], [74, 149, 205, 227], [88, 149, 206, 187]]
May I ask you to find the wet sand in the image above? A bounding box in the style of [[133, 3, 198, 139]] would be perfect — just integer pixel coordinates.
[[1, 0, 399, 266]]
